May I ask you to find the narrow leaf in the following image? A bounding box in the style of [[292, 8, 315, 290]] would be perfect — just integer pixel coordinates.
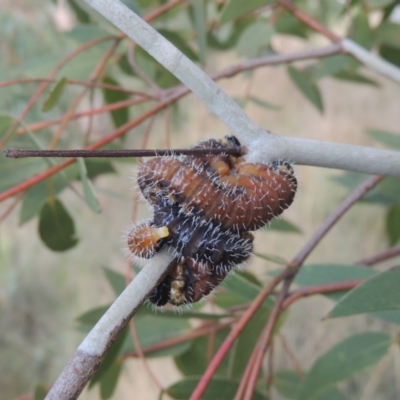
[[297, 332, 391, 400], [103, 267, 126, 296], [102, 76, 130, 128], [38, 198, 78, 251], [329, 266, 400, 318], [248, 95, 281, 110], [386, 203, 400, 245], [273, 371, 350, 400], [42, 77, 67, 112], [268, 218, 302, 233], [368, 129, 400, 150], [77, 158, 101, 213], [287, 66, 323, 112], [67, 0, 90, 23], [220, 0, 274, 24], [166, 377, 267, 400], [33, 383, 48, 400], [375, 22, 400, 50], [100, 361, 123, 400], [189, 0, 207, 64], [237, 22, 274, 58]]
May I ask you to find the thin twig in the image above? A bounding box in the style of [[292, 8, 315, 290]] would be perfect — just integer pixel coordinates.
[[122, 320, 235, 359], [355, 245, 400, 266], [0, 34, 119, 149], [278, 0, 341, 42], [243, 280, 292, 400], [289, 175, 384, 268], [4, 146, 243, 159], [278, 333, 304, 378], [49, 38, 122, 149], [189, 269, 291, 400], [15, 97, 151, 135], [281, 280, 363, 309], [0, 77, 154, 97]]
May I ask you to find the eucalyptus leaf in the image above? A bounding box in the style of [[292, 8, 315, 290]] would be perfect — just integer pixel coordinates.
[[167, 377, 268, 400], [296, 332, 391, 400], [220, 0, 274, 24], [42, 77, 67, 112], [78, 157, 101, 213], [386, 203, 400, 245], [329, 266, 400, 318], [38, 198, 78, 252], [368, 129, 400, 150], [287, 66, 323, 112]]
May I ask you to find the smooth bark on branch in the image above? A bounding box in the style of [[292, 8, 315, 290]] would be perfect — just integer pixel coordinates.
[[45, 250, 173, 400]]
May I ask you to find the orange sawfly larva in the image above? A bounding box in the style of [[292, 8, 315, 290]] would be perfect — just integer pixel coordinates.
[[127, 136, 297, 306], [137, 138, 297, 231]]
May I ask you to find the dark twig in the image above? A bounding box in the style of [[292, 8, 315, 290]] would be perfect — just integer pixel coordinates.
[[4, 146, 244, 159]]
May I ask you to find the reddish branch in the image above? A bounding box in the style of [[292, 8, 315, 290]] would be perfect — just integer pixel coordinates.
[[355, 244, 400, 266], [289, 175, 384, 268], [279, 0, 341, 42], [281, 279, 363, 309], [0, 34, 120, 149], [0, 43, 341, 203], [189, 268, 293, 400], [122, 319, 235, 359]]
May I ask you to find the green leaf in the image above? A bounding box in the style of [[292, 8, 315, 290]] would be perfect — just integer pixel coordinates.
[[274, 370, 350, 400], [90, 326, 128, 392], [294, 264, 378, 301], [77, 158, 101, 213], [366, 0, 396, 7], [123, 314, 191, 358], [229, 305, 272, 379], [100, 361, 123, 400], [274, 370, 301, 399], [329, 266, 400, 318], [20, 166, 80, 224], [220, 0, 274, 24], [174, 328, 231, 376], [370, 310, 400, 325], [103, 267, 126, 296], [268, 218, 302, 233], [311, 55, 359, 80], [42, 77, 67, 112], [158, 29, 199, 61], [386, 203, 400, 245], [333, 70, 379, 86], [64, 25, 110, 43], [189, 0, 207, 64], [85, 159, 116, 179], [275, 13, 309, 38], [254, 252, 287, 265], [102, 76, 130, 128], [20, 178, 66, 224], [379, 44, 400, 67], [287, 66, 323, 112], [213, 271, 265, 309], [248, 96, 281, 110], [38, 198, 78, 251], [296, 332, 391, 400], [33, 382, 48, 400], [375, 22, 400, 50], [351, 13, 372, 49], [166, 377, 267, 400], [76, 304, 110, 326], [368, 129, 400, 150], [67, 0, 91, 23], [237, 22, 274, 58]]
